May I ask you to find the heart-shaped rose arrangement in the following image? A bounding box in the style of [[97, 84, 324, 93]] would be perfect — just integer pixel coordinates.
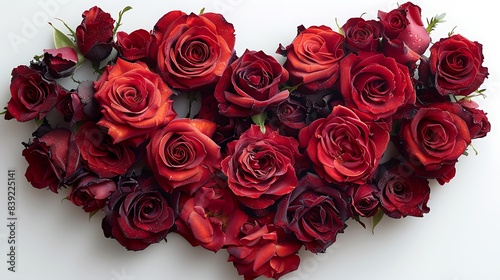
[[2, 2, 490, 279]]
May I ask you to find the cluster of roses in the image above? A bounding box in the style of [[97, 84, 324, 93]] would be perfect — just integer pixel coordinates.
[[3, 2, 490, 279]]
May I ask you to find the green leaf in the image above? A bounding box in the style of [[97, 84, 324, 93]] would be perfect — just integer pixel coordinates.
[[88, 210, 100, 221], [199, 7, 206, 15], [251, 112, 267, 134], [113, 6, 133, 35], [426, 13, 446, 34], [34, 118, 43, 127], [49, 22, 76, 49], [372, 208, 384, 234]]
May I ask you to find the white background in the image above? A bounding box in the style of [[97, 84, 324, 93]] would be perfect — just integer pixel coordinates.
[[0, 0, 499, 279]]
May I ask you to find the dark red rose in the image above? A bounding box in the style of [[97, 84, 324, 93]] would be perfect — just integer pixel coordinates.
[[278, 25, 345, 93], [175, 181, 248, 252], [378, 2, 430, 58], [458, 99, 491, 139], [351, 183, 379, 217], [146, 118, 221, 194], [221, 125, 301, 210], [376, 159, 430, 218], [94, 58, 176, 146], [75, 80, 100, 121], [102, 176, 175, 251], [340, 18, 383, 52], [76, 6, 115, 62], [275, 173, 350, 253], [339, 52, 416, 120], [299, 105, 390, 184], [151, 11, 235, 90], [22, 128, 82, 193], [227, 221, 301, 280], [55, 87, 90, 126], [75, 122, 135, 178], [399, 105, 471, 182], [115, 29, 151, 62], [42, 47, 78, 79], [69, 174, 116, 212], [5, 65, 58, 122], [429, 34, 489, 96], [215, 49, 289, 117]]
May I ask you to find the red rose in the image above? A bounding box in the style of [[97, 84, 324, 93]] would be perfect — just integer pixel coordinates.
[[278, 25, 345, 92], [221, 125, 301, 210], [429, 34, 489, 96], [76, 6, 115, 62], [146, 118, 222, 194], [227, 221, 301, 280], [458, 99, 491, 139], [102, 176, 175, 251], [5, 66, 58, 122], [75, 122, 135, 178], [299, 105, 390, 184], [115, 29, 151, 62], [376, 159, 430, 218], [339, 52, 416, 120], [94, 58, 176, 146], [175, 182, 247, 252], [215, 49, 289, 117], [42, 47, 78, 79], [69, 174, 116, 213], [399, 105, 471, 182], [275, 173, 350, 253], [378, 2, 430, 57], [151, 11, 235, 90], [22, 128, 82, 193], [351, 183, 379, 217], [340, 18, 383, 52]]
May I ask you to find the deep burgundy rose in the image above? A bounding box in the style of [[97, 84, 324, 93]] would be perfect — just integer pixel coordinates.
[[221, 125, 301, 210], [69, 174, 116, 212], [115, 29, 151, 62], [340, 18, 383, 52], [175, 182, 248, 252], [429, 34, 489, 96], [339, 52, 416, 120], [351, 183, 379, 217], [458, 99, 491, 139], [278, 25, 345, 92], [5, 65, 58, 122], [75, 122, 135, 178], [146, 118, 221, 194], [299, 105, 390, 184], [22, 128, 82, 193], [275, 173, 350, 253], [76, 6, 115, 62], [227, 220, 301, 280], [150, 11, 235, 90], [75, 80, 100, 121], [399, 105, 471, 182], [55, 87, 91, 126], [94, 58, 176, 146], [42, 47, 78, 79], [102, 176, 175, 251], [378, 2, 430, 56], [215, 49, 289, 117], [376, 160, 430, 218]]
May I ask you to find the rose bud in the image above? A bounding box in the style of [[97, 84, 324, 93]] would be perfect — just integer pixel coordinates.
[[275, 172, 351, 253], [215, 49, 290, 117], [457, 99, 491, 139], [299, 105, 390, 184], [76, 6, 115, 62], [278, 25, 345, 93], [76, 80, 100, 121], [376, 159, 430, 218], [94, 58, 176, 146], [351, 183, 379, 217], [339, 51, 416, 120], [150, 11, 235, 90], [227, 220, 301, 280], [146, 118, 222, 194], [115, 29, 151, 62], [340, 18, 383, 52], [22, 128, 82, 193], [56, 88, 88, 126], [221, 125, 301, 210], [75, 122, 135, 178], [102, 176, 175, 251], [42, 47, 78, 79], [4, 65, 58, 122], [429, 34, 489, 96], [69, 175, 116, 212]]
